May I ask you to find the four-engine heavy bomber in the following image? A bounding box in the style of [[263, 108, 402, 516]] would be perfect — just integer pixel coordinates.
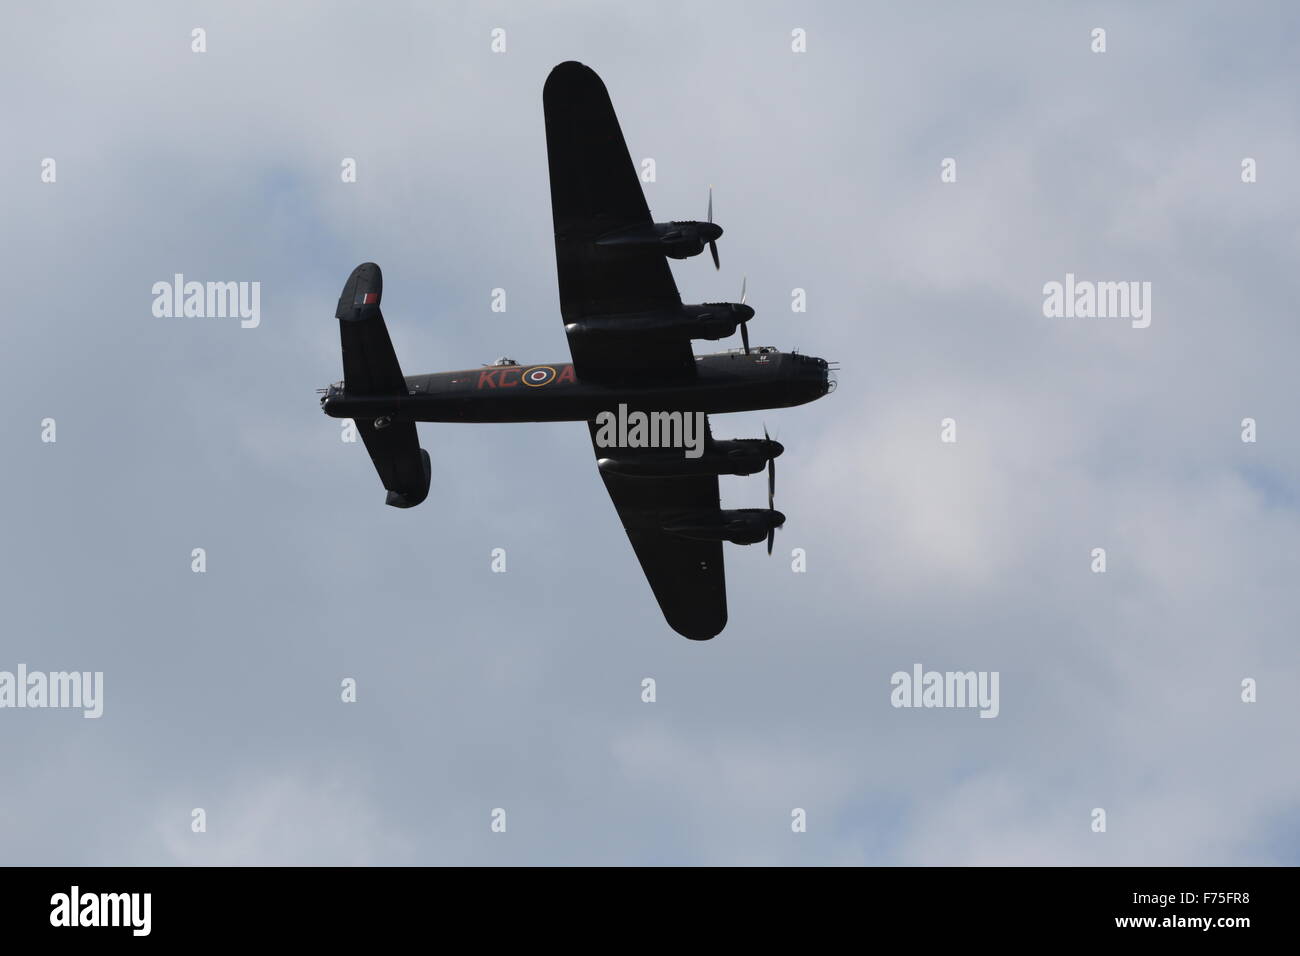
[[321, 62, 833, 639]]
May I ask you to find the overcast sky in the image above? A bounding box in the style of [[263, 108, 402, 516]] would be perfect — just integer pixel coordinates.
[[2, 0, 1298, 865]]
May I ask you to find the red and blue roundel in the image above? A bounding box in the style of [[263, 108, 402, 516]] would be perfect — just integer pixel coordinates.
[[522, 366, 556, 387]]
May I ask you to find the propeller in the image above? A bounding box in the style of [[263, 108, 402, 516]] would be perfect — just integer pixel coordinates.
[[765, 424, 781, 555], [738, 276, 750, 354], [708, 186, 720, 270], [765, 425, 776, 506]]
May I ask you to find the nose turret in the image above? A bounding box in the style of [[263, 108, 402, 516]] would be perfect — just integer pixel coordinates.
[[785, 353, 835, 405]]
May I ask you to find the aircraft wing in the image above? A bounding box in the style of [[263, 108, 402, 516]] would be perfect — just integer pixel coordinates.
[[587, 421, 727, 640], [543, 61, 695, 380]]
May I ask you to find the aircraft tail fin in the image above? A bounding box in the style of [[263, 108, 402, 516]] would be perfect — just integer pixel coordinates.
[[357, 421, 431, 509], [336, 262, 407, 394], [335, 262, 431, 508]]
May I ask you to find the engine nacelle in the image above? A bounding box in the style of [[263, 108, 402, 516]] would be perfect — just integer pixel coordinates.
[[679, 301, 755, 342], [594, 221, 723, 261], [565, 300, 752, 344], [663, 508, 785, 546], [599, 438, 782, 478]]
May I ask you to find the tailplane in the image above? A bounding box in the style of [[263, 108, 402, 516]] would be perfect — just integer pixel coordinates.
[[333, 263, 431, 508]]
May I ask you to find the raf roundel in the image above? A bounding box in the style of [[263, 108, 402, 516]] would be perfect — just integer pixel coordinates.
[[522, 365, 557, 387]]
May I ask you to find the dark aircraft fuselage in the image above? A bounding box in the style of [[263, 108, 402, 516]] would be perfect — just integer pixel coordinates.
[[321, 348, 831, 424]]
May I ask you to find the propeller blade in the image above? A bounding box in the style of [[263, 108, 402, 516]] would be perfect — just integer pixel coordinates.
[[736, 276, 749, 352], [710, 240, 720, 270], [766, 421, 777, 553], [707, 185, 713, 223]]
